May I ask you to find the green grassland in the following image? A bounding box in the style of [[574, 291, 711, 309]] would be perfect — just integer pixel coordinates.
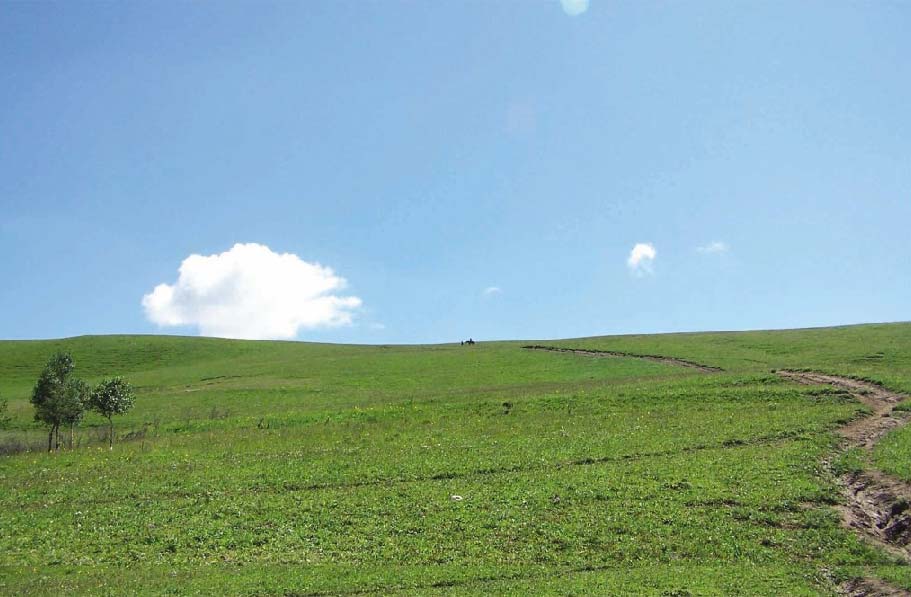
[[1, 323, 911, 595]]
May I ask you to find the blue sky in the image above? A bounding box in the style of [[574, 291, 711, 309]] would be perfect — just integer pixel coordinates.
[[1, 1, 909, 343]]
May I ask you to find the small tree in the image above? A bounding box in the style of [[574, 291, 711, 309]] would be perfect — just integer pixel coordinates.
[[89, 377, 135, 449], [61, 379, 90, 448], [31, 352, 83, 452]]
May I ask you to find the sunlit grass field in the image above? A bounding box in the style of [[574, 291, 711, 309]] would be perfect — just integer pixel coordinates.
[[2, 323, 911, 595]]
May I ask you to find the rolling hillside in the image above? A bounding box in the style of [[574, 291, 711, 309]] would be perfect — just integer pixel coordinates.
[[2, 323, 911, 595]]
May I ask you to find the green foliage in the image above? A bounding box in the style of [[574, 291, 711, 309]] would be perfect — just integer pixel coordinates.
[[60, 378, 90, 427], [88, 377, 135, 448], [88, 377, 135, 419], [28, 352, 87, 450], [29, 355, 66, 427]]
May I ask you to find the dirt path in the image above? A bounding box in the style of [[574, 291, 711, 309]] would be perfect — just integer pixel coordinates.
[[521, 345, 723, 373], [524, 347, 910, 593], [779, 371, 908, 449], [841, 578, 911, 597], [779, 370, 911, 595]]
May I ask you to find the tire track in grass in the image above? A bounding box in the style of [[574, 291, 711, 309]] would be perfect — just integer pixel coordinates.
[[13, 431, 806, 512], [291, 563, 808, 597], [521, 345, 723, 373], [779, 370, 911, 596]]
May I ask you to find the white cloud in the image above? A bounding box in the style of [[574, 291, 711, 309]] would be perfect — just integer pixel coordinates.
[[142, 243, 361, 340], [697, 241, 729, 255], [482, 286, 503, 297], [627, 242, 656, 276], [560, 0, 589, 16], [368, 322, 386, 331]]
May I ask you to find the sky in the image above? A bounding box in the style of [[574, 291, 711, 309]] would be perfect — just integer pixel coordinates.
[[1, 1, 909, 343]]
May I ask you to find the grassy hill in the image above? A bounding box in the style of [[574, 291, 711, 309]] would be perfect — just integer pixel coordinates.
[[2, 323, 911, 594]]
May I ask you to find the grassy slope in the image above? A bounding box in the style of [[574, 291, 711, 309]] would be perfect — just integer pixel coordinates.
[[547, 322, 911, 390], [1, 323, 910, 595]]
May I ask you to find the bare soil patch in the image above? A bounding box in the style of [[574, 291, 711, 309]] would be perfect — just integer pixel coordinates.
[[841, 577, 910, 597]]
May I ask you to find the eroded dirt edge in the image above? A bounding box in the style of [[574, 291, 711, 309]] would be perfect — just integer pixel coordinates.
[[779, 370, 911, 595]]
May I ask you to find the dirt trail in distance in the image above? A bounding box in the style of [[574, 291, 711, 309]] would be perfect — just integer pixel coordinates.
[[778, 371, 908, 449], [779, 370, 911, 596], [525, 347, 911, 593], [521, 345, 723, 373]]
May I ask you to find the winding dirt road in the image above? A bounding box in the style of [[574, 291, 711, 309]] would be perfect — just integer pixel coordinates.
[[779, 371, 911, 596], [525, 346, 911, 594]]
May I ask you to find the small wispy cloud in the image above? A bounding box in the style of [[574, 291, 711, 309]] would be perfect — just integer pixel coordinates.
[[627, 243, 656, 276], [697, 241, 729, 255], [482, 286, 503, 297], [560, 0, 590, 16], [368, 322, 386, 331]]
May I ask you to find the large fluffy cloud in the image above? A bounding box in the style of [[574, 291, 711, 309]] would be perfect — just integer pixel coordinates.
[[142, 243, 361, 340], [627, 242, 657, 276]]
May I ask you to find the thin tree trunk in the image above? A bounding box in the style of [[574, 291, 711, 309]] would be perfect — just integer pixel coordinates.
[[48, 428, 53, 453], [54, 425, 59, 452], [70, 424, 74, 449], [109, 417, 113, 449]]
